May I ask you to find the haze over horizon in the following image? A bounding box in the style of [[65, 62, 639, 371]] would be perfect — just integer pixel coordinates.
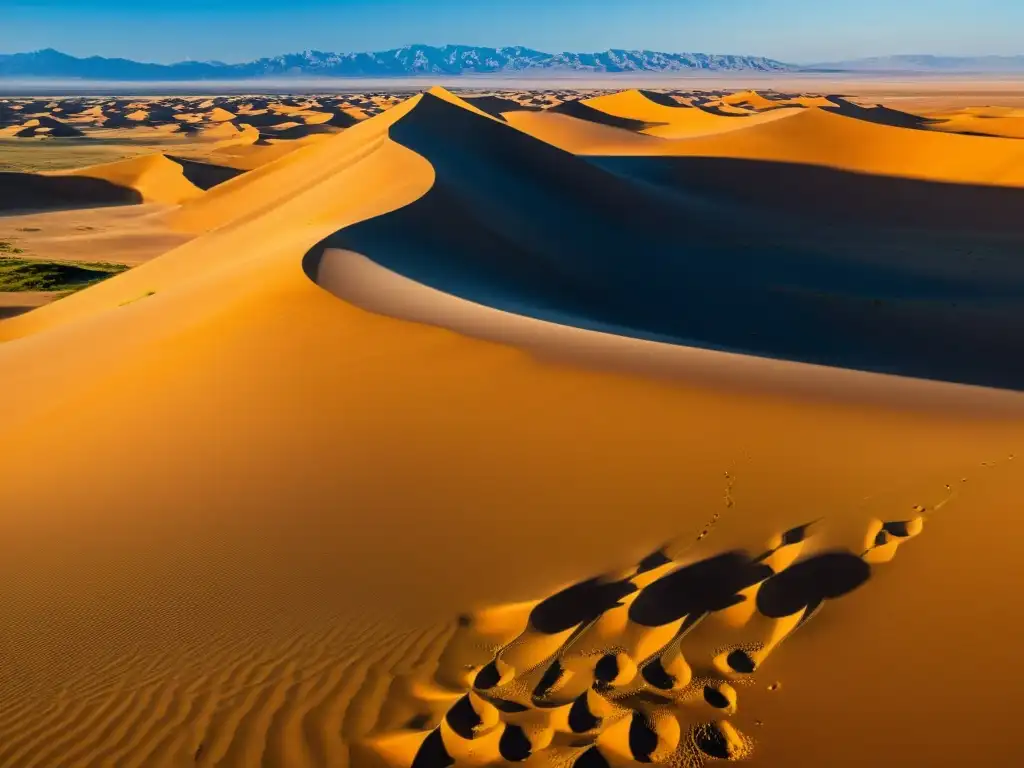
[[4, 0, 1023, 65]]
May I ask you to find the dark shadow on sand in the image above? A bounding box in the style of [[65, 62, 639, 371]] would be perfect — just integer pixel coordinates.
[[629, 552, 772, 627], [165, 156, 245, 190], [463, 96, 541, 121], [307, 92, 1024, 391], [549, 99, 662, 132], [530, 577, 638, 634], [822, 96, 939, 130], [756, 552, 871, 619], [0, 172, 142, 212]]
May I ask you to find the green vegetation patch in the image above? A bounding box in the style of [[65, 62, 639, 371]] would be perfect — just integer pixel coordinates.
[[0, 254, 129, 292]]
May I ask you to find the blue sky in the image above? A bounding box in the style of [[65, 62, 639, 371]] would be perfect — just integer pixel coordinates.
[[3, 0, 1022, 64]]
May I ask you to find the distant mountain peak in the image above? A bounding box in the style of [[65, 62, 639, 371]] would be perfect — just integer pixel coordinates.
[[0, 44, 795, 81], [808, 53, 1024, 72]]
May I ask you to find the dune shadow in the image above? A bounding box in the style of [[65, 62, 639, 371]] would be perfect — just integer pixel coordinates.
[[0, 172, 142, 213], [529, 577, 637, 634], [549, 99, 662, 132], [822, 96, 937, 129], [463, 96, 541, 121], [0, 304, 38, 320], [308, 92, 1024, 391], [595, 155, 1024, 236], [694, 103, 753, 117], [756, 552, 871, 619], [444, 695, 481, 739], [410, 728, 454, 768], [628, 552, 772, 627], [637, 90, 685, 108], [165, 156, 245, 190]]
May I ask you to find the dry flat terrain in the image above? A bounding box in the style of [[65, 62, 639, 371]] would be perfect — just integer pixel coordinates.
[[2, 83, 1024, 768]]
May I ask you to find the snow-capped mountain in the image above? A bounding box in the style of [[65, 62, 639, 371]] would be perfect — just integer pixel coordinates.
[[0, 45, 795, 80]]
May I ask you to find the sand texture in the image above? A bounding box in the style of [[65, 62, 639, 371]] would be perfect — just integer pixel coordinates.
[[1, 85, 1024, 767]]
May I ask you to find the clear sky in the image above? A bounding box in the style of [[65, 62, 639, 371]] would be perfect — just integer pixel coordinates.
[[3, 0, 1022, 64]]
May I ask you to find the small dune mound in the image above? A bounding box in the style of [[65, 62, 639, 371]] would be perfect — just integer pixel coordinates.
[[822, 96, 937, 129], [721, 89, 790, 111], [299, 109, 361, 128], [693, 720, 750, 760], [0, 116, 84, 138], [199, 121, 247, 139], [257, 122, 341, 141], [549, 98, 657, 132], [206, 107, 237, 123], [58, 155, 207, 205], [582, 89, 691, 125], [501, 110, 664, 153], [636, 106, 1024, 187]]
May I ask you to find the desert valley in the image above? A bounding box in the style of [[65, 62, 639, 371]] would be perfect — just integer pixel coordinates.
[[2, 78, 1024, 768]]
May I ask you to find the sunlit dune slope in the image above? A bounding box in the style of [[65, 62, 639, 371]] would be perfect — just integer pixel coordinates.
[[720, 90, 787, 111], [501, 110, 666, 152], [507, 92, 1024, 179], [583, 89, 703, 124], [511, 89, 804, 146], [927, 112, 1024, 139], [503, 105, 804, 151], [56, 154, 208, 205], [640, 106, 801, 139], [163, 96, 426, 236], [659, 107, 1024, 185], [1, 88, 1024, 768]]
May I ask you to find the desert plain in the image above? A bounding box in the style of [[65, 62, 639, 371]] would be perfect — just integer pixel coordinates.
[[2, 78, 1024, 767]]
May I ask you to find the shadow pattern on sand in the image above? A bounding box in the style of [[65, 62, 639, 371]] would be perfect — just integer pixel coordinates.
[[355, 510, 926, 767], [309, 92, 1024, 391], [0, 172, 142, 212], [165, 155, 247, 190]]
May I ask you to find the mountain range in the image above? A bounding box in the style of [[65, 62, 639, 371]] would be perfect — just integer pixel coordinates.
[[0, 46, 793, 80], [3, 47, 1022, 81], [810, 54, 1024, 72]]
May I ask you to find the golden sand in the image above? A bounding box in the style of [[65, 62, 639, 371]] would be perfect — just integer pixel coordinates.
[[1, 86, 1023, 767]]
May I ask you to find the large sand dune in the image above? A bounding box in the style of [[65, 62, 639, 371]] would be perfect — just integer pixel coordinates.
[[1, 86, 1024, 767]]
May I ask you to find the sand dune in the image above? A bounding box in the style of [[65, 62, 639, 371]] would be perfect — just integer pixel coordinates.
[[2, 86, 1024, 768], [0, 115, 85, 138], [927, 111, 1024, 138], [317, 93, 1024, 390], [645, 106, 1024, 185], [500, 110, 665, 153], [502, 107, 805, 153], [0, 153, 242, 212], [57, 155, 217, 205]]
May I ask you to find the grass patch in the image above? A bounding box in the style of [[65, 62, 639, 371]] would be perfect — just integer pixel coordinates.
[[0, 240, 24, 255], [0, 255, 129, 292]]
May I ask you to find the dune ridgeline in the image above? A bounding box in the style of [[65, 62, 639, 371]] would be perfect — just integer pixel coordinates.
[[2, 86, 1024, 767]]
